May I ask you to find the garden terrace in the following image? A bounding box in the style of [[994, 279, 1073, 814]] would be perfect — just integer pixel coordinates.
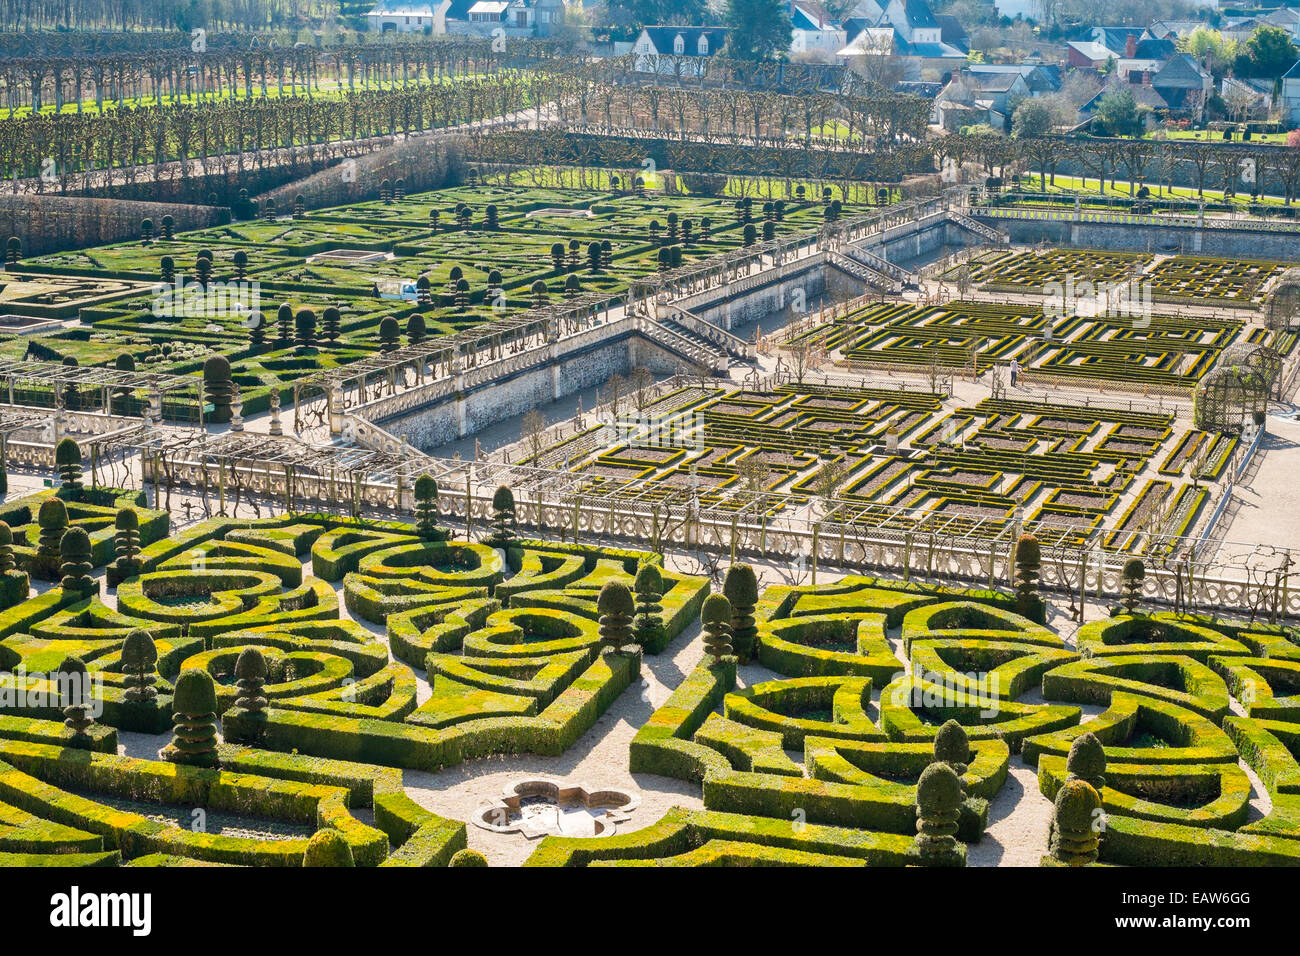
[[794, 300, 1274, 396], [9, 179, 891, 424], [0, 508, 1293, 869], [964, 248, 1155, 294], [532, 379, 1219, 551]]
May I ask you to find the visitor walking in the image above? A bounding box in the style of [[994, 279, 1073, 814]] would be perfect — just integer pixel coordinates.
[[1009, 358, 1020, 388]]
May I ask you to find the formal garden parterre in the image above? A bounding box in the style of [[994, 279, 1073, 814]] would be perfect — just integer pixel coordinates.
[[0, 448, 1294, 867]]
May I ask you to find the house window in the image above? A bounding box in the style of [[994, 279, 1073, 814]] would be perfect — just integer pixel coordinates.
[[698, 35, 709, 55], [673, 34, 685, 54]]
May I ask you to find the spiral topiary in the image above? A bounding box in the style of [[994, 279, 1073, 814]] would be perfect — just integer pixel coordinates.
[[107, 507, 142, 586], [1014, 532, 1043, 623], [597, 581, 635, 654], [701, 593, 733, 662], [294, 308, 317, 348], [161, 668, 220, 768], [202, 355, 233, 423], [933, 719, 970, 777], [303, 828, 355, 867], [34, 498, 68, 579], [487, 485, 517, 547], [59, 526, 96, 597], [379, 316, 400, 352], [54, 438, 83, 496], [722, 563, 759, 663], [321, 306, 341, 343], [449, 848, 488, 867], [413, 474, 448, 541], [120, 629, 158, 704], [1122, 558, 1145, 613], [1047, 779, 1102, 866], [908, 762, 965, 867], [57, 656, 95, 745], [633, 562, 664, 650], [231, 647, 269, 739]]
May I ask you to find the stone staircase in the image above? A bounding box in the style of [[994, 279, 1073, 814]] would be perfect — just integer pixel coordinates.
[[947, 210, 1010, 245], [843, 244, 917, 288], [637, 318, 730, 376], [663, 305, 755, 360], [825, 250, 896, 293]]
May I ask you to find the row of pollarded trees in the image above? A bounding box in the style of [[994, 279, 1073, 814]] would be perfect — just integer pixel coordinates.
[[562, 82, 932, 150], [468, 126, 937, 196], [1, 73, 543, 186], [941, 133, 1300, 205], [0, 35, 561, 116]]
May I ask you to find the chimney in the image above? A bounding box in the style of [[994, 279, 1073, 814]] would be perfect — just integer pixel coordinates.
[[1125, 33, 1136, 58]]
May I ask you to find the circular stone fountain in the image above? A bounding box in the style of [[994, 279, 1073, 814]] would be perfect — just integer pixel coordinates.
[[473, 778, 640, 839]]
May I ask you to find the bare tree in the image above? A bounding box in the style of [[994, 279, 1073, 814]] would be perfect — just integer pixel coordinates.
[[521, 409, 547, 465], [630, 366, 656, 413]]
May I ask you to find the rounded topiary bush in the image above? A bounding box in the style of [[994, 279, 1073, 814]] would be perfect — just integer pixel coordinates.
[[303, 828, 355, 867], [933, 719, 970, 775], [1066, 731, 1106, 792], [449, 848, 488, 867]]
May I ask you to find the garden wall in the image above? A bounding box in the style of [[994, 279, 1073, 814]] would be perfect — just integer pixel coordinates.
[[978, 216, 1300, 261], [0, 195, 225, 257]]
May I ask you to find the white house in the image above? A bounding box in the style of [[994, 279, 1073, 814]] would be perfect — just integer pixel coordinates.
[[1282, 59, 1300, 127], [838, 0, 965, 80], [790, 2, 847, 58], [365, 0, 449, 33], [632, 26, 731, 73]]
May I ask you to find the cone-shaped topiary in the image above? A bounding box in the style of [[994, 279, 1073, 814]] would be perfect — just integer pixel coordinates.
[[1066, 731, 1106, 792], [1122, 558, 1145, 613], [121, 629, 158, 704], [701, 593, 733, 662], [1014, 533, 1044, 623], [908, 762, 965, 867], [59, 526, 96, 597], [303, 828, 354, 867], [486, 485, 517, 547], [633, 562, 664, 650], [449, 848, 488, 867], [161, 668, 220, 768], [933, 719, 970, 777], [1047, 779, 1102, 866], [722, 564, 759, 663], [597, 581, 635, 654], [107, 507, 142, 586], [57, 656, 95, 745], [34, 498, 68, 579], [55, 438, 83, 495]]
